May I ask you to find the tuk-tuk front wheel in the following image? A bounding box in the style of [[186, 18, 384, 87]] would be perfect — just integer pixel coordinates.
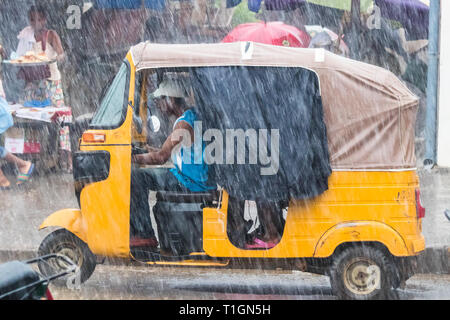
[[329, 246, 395, 300], [38, 229, 97, 284]]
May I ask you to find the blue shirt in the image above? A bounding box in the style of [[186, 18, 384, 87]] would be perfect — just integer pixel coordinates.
[[0, 97, 13, 135], [170, 109, 216, 192]]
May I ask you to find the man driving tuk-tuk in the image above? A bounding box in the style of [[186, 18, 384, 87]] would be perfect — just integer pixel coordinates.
[[37, 42, 425, 300], [130, 76, 216, 250]]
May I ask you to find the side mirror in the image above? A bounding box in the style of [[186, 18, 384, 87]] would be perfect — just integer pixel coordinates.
[[149, 115, 161, 133], [146, 100, 161, 133]]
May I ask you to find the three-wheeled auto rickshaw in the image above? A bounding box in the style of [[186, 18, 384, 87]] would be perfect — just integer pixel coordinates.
[[37, 42, 425, 300]]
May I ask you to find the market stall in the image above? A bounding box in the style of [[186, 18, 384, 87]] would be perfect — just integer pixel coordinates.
[[0, 56, 72, 173], [0, 105, 71, 173]]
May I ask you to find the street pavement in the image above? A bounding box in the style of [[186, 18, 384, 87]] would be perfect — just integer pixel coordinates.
[[0, 167, 449, 274], [15, 263, 450, 300]]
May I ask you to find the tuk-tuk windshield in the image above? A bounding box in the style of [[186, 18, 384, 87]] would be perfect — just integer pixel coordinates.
[[90, 62, 129, 128]]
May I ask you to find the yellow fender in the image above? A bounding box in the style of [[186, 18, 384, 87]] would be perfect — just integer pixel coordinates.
[[313, 221, 410, 258], [39, 209, 88, 244]]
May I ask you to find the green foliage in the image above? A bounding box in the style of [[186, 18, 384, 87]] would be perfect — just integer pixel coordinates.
[[231, 1, 261, 28]]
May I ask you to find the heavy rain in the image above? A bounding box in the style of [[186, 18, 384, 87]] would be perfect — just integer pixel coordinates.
[[0, 0, 449, 306]]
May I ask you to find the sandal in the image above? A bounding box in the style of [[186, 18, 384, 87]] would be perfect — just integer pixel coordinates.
[[16, 163, 35, 185], [245, 238, 277, 249]]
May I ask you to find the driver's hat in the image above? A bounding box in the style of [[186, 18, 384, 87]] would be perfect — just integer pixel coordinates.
[[151, 78, 189, 99]]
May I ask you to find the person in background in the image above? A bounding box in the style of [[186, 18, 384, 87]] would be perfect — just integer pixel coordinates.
[[0, 148, 35, 190], [165, 0, 223, 43], [0, 83, 34, 189], [17, 5, 72, 172], [337, 10, 407, 74]]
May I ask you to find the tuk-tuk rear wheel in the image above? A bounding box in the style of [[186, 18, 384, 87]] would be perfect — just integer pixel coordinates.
[[38, 229, 97, 284], [329, 246, 395, 300]]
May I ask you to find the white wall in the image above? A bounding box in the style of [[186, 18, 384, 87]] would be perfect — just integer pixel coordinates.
[[437, 0, 450, 166]]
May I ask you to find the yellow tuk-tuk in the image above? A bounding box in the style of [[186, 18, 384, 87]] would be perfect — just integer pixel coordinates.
[[37, 42, 425, 300]]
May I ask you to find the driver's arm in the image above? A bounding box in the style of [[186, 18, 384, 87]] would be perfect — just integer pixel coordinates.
[[133, 120, 194, 165], [145, 145, 160, 153]]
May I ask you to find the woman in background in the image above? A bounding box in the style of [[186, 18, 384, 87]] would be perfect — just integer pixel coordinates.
[[17, 5, 72, 172]]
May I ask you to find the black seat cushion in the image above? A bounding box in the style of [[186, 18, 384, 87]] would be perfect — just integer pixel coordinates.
[[0, 261, 40, 300]]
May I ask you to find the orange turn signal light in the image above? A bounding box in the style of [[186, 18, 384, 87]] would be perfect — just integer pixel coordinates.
[[82, 132, 106, 143]]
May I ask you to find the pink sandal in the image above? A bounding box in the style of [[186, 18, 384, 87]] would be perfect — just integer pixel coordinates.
[[245, 238, 277, 249]]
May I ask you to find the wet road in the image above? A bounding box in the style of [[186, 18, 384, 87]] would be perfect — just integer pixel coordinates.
[[1, 173, 449, 301], [47, 264, 450, 300]]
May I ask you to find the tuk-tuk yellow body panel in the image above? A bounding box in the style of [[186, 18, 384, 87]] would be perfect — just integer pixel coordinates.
[[39, 209, 88, 244], [74, 53, 137, 258], [203, 170, 424, 258], [78, 143, 132, 258], [313, 221, 408, 257]]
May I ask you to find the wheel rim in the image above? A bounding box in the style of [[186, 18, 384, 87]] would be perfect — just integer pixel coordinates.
[[343, 258, 382, 296], [49, 241, 84, 271]]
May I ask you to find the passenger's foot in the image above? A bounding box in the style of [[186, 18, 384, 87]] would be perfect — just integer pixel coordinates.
[[130, 237, 158, 248], [16, 162, 34, 186], [0, 175, 11, 189], [245, 238, 278, 249]]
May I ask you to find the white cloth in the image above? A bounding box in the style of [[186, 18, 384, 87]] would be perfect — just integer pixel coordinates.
[[15, 26, 36, 58], [16, 27, 61, 81]]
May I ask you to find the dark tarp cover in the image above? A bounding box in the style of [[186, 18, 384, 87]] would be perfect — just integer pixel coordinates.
[[189, 66, 331, 202]]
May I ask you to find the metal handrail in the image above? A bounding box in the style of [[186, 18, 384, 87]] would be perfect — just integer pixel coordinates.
[[0, 254, 78, 300]]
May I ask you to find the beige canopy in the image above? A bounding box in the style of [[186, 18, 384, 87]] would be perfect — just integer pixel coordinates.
[[130, 42, 419, 170]]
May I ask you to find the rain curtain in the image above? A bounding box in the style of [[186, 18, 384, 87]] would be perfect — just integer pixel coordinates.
[[189, 66, 331, 202]]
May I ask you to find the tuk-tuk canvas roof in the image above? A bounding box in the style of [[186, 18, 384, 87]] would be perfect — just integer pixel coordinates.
[[131, 42, 419, 170]]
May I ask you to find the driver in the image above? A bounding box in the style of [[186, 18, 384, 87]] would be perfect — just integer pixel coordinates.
[[130, 78, 216, 248]]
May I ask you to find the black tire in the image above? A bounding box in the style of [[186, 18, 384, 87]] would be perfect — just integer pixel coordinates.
[[38, 229, 97, 284], [329, 246, 396, 300]]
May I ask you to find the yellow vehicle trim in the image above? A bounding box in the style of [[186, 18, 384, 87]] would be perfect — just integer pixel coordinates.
[[76, 53, 136, 258], [412, 236, 426, 254], [313, 221, 409, 257], [203, 171, 423, 259], [146, 260, 230, 267], [39, 209, 88, 244]]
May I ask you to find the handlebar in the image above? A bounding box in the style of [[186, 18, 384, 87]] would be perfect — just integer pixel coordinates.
[[132, 145, 147, 155], [24, 254, 78, 282], [0, 254, 78, 300]]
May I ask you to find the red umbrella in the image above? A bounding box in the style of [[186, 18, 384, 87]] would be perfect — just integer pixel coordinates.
[[222, 21, 311, 48]]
